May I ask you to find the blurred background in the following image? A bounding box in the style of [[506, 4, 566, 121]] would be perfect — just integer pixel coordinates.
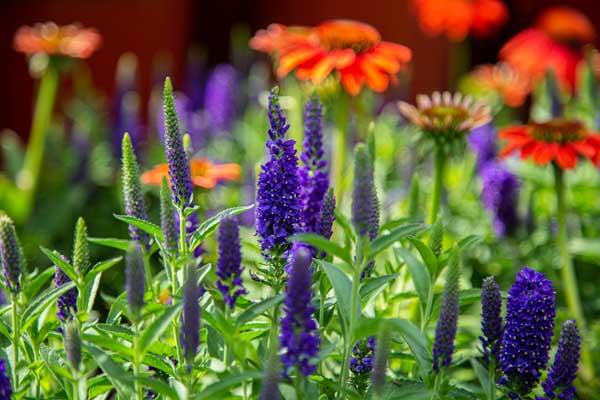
[[2, 0, 600, 138]]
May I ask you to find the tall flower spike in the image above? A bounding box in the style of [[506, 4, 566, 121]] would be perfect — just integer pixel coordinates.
[[279, 245, 320, 376], [480, 161, 520, 237], [204, 63, 238, 134], [499, 267, 555, 397], [299, 95, 329, 235], [163, 77, 194, 208], [64, 321, 81, 372], [255, 87, 302, 256], [121, 132, 150, 245], [180, 264, 201, 368], [72, 217, 90, 276], [542, 320, 580, 400], [55, 254, 77, 322], [468, 122, 497, 172], [371, 322, 392, 396], [216, 217, 247, 309], [316, 189, 336, 259], [433, 251, 461, 372], [351, 144, 376, 238], [160, 177, 178, 255], [429, 219, 444, 259], [125, 244, 145, 319], [480, 276, 503, 363], [350, 336, 376, 393], [0, 214, 22, 293], [0, 359, 12, 399]]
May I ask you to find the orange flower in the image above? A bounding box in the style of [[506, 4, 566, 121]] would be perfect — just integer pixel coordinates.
[[412, 0, 508, 41], [14, 22, 101, 59], [468, 63, 531, 107], [142, 159, 241, 189], [398, 91, 491, 138], [499, 120, 600, 169], [500, 7, 595, 90], [251, 20, 412, 96]]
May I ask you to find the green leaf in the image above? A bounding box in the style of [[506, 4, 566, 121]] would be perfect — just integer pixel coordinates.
[[193, 371, 263, 399], [20, 282, 76, 331], [88, 237, 132, 251], [409, 238, 438, 278], [395, 248, 430, 307], [367, 223, 427, 259], [316, 259, 354, 331], [84, 272, 103, 313], [113, 214, 164, 241], [190, 205, 254, 249], [388, 318, 431, 376], [290, 233, 353, 266], [137, 377, 179, 399], [333, 209, 356, 243], [569, 238, 600, 262], [360, 274, 399, 304], [456, 235, 482, 252], [236, 294, 284, 327], [84, 343, 134, 397], [471, 359, 490, 399], [40, 247, 78, 284], [23, 266, 55, 299], [139, 304, 182, 354], [83, 257, 122, 286], [378, 379, 431, 399]]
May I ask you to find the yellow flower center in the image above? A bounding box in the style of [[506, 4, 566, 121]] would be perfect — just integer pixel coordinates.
[[316, 20, 380, 52], [422, 106, 470, 125], [530, 119, 587, 143]]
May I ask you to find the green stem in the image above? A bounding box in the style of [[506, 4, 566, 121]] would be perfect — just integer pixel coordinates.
[[11, 294, 19, 391], [430, 370, 444, 400], [553, 164, 594, 381], [488, 361, 496, 400], [294, 372, 305, 400], [428, 147, 446, 225], [420, 283, 435, 332], [19, 66, 59, 220], [133, 322, 143, 400], [339, 266, 362, 398], [332, 94, 349, 202], [72, 370, 80, 400], [178, 208, 189, 257]]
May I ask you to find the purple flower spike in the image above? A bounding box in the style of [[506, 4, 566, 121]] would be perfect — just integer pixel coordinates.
[[499, 267, 555, 397], [542, 320, 580, 400], [299, 95, 329, 235], [0, 214, 22, 293], [279, 245, 320, 376], [180, 265, 201, 368], [216, 217, 247, 309], [0, 359, 12, 399], [163, 78, 194, 208], [204, 63, 237, 134], [480, 276, 503, 364], [480, 161, 520, 237], [468, 122, 497, 171], [255, 87, 302, 257], [54, 254, 77, 322]]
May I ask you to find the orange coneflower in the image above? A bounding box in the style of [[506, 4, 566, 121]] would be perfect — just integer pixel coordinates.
[[14, 22, 101, 59], [251, 19, 412, 96], [398, 91, 491, 139], [142, 158, 241, 189], [412, 0, 508, 41], [499, 119, 600, 169], [467, 63, 531, 108], [500, 6, 595, 90]]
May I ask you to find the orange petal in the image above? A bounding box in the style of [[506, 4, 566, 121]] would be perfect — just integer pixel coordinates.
[[359, 58, 389, 92], [276, 47, 320, 77], [366, 51, 401, 74], [376, 42, 412, 62], [330, 49, 356, 69], [141, 164, 169, 186], [531, 142, 555, 165], [310, 55, 336, 84], [556, 146, 577, 169], [192, 176, 217, 189], [340, 70, 363, 96]]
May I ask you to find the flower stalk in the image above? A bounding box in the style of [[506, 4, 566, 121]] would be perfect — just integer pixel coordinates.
[[429, 146, 446, 224], [552, 163, 592, 381]]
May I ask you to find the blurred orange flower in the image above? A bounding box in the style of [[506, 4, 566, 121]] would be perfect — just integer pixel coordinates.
[[14, 22, 101, 59], [499, 120, 600, 170], [500, 6, 595, 90], [142, 159, 241, 189], [469, 63, 531, 107], [412, 0, 508, 41], [250, 20, 412, 96]]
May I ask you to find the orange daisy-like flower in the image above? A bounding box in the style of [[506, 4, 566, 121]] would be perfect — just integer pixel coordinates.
[[412, 0, 508, 41], [14, 22, 101, 59], [468, 63, 531, 107], [250, 19, 412, 96], [499, 119, 600, 169], [142, 159, 241, 189], [398, 91, 491, 139], [500, 7, 595, 90]]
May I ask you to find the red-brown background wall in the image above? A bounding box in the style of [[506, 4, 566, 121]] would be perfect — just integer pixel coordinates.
[[1, 0, 600, 139]]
